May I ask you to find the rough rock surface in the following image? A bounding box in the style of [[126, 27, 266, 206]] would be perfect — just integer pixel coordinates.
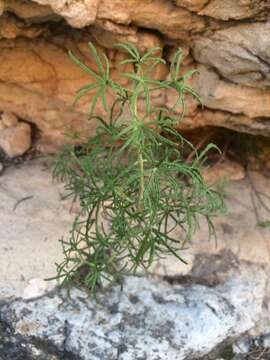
[[0, 159, 74, 298], [149, 171, 270, 284], [0, 112, 31, 157], [0, 1, 270, 150], [0, 159, 270, 359], [0, 265, 267, 360]]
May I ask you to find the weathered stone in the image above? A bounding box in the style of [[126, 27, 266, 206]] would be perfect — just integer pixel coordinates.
[[193, 65, 270, 118], [0, 29, 166, 151], [0, 13, 46, 39], [96, 0, 207, 40], [0, 121, 31, 157], [34, 0, 99, 27], [3, 0, 59, 23], [174, 0, 209, 12], [179, 109, 270, 137], [0, 160, 269, 296], [1, 111, 18, 127], [233, 338, 251, 355], [193, 23, 270, 89], [175, 0, 270, 20], [149, 170, 270, 278], [0, 0, 270, 150], [0, 262, 267, 360], [90, 20, 163, 55], [22, 278, 53, 300], [198, 0, 270, 20]]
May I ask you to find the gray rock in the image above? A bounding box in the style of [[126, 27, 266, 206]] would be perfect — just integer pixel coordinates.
[[233, 338, 251, 354], [0, 262, 266, 360], [193, 22, 270, 89], [262, 334, 270, 348]]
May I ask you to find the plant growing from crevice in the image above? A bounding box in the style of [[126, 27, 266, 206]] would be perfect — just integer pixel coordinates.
[[51, 42, 224, 293]]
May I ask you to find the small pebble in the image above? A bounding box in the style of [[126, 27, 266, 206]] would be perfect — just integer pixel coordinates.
[[0, 122, 31, 158], [1, 112, 18, 128]]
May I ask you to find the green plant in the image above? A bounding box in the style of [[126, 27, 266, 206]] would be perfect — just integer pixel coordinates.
[[52, 42, 224, 293], [257, 220, 270, 228]]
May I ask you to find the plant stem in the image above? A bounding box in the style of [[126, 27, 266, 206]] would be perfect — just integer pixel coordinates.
[[132, 77, 145, 212], [138, 150, 145, 211]]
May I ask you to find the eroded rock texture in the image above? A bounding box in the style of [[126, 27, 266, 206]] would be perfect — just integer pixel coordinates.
[[1, 0, 270, 151], [0, 264, 267, 360], [0, 159, 270, 359]]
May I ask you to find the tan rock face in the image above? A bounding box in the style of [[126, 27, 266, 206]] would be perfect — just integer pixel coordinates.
[[98, 0, 206, 40], [3, 0, 59, 22], [1, 112, 18, 127], [34, 0, 99, 27], [0, 14, 45, 39], [173, 0, 209, 12], [0, 0, 269, 152], [198, 0, 269, 20]]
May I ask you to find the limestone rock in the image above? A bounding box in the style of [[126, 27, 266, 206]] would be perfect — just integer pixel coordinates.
[[96, 0, 206, 40], [22, 278, 55, 299], [193, 23, 270, 89], [0, 31, 164, 151], [91, 21, 163, 52], [0, 159, 75, 299], [175, 0, 270, 20], [179, 109, 270, 137], [0, 264, 266, 360], [0, 0, 269, 150], [34, 0, 99, 27], [194, 65, 270, 118], [198, 0, 270, 20], [174, 0, 209, 12], [0, 120, 31, 157]]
